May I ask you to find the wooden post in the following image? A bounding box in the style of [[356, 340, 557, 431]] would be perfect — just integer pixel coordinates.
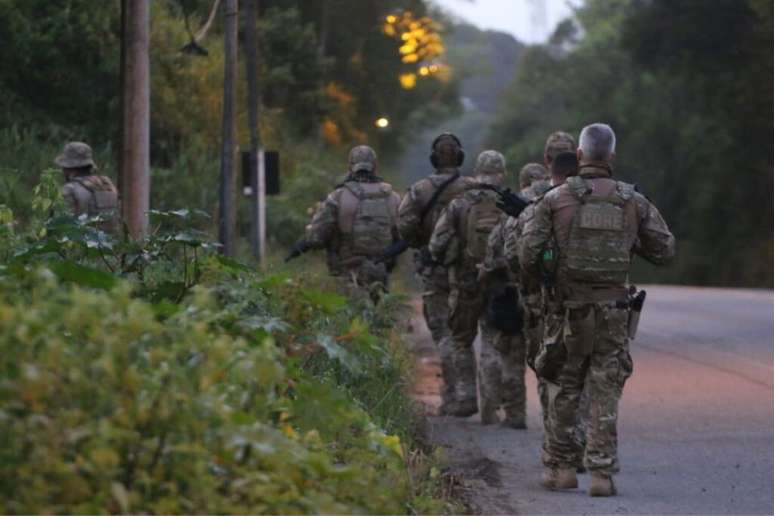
[[121, 0, 151, 240], [243, 0, 264, 263], [219, 0, 239, 257]]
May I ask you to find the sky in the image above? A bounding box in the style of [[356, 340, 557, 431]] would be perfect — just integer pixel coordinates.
[[431, 0, 580, 44]]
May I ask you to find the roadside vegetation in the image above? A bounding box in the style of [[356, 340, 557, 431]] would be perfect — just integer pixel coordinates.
[[0, 1, 469, 512], [0, 177, 461, 513]]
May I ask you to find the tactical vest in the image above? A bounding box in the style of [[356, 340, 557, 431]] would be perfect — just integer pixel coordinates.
[[338, 181, 395, 259], [462, 190, 501, 266], [73, 175, 119, 217], [563, 176, 636, 285]]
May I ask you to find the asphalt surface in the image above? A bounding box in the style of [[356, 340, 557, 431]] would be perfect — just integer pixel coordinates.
[[412, 286, 774, 515]]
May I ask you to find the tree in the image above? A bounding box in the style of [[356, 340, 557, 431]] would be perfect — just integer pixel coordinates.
[[219, 0, 239, 256], [121, 0, 151, 240]]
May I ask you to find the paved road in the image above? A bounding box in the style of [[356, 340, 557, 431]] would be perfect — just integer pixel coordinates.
[[413, 286, 774, 515]]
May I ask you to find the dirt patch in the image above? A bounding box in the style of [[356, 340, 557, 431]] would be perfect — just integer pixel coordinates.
[[446, 456, 502, 488], [406, 298, 520, 515]]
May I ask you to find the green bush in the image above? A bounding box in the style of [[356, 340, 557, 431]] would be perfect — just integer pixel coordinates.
[[0, 178, 452, 514], [0, 273, 421, 513]]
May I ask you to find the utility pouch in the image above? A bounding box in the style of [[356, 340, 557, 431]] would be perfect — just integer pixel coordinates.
[[563, 305, 595, 357], [485, 285, 523, 334], [534, 332, 566, 383]]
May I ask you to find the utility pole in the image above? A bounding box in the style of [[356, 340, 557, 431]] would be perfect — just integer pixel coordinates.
[[243, 0, 265, 264], [219, 0, 239, 256], [121, 0, 151, 240]]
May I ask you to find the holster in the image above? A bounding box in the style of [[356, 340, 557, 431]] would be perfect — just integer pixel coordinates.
[[627, 310, 640, 339], [627, 289, 647, 339]]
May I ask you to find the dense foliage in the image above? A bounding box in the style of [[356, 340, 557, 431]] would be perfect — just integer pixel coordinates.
[[0, 180, 455, 513], [0, 0, 460, 252], [489, 0, 774, 287]]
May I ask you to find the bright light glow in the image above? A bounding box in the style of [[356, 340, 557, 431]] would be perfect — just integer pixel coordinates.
[[419, 66, 430, 76], [375, 117, 390, 129], [400, 72, 417, 88], [386, 14, 398, 24]]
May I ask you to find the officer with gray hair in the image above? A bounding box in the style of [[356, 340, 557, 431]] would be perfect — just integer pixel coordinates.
[[578, 123, 616, 162], [519, 122, 675, 497]]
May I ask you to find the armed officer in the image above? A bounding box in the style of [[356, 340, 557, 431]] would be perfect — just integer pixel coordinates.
[[519, 123, 675, 497], [396, 133, 473, 415], [287, 145, 401, 300], [429, 150, 523, 421], [55, 141, 119, 230]]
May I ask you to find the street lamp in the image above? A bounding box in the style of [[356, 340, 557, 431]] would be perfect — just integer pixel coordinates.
[[375, 117, 390, 129]]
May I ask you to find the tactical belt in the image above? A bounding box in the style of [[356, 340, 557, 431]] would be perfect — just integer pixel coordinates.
[[562, 284, 629, 305]]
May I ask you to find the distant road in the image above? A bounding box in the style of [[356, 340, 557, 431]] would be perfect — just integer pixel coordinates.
[[417, 286, 774, 514]]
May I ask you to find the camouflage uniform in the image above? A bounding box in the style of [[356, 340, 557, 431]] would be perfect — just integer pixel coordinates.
[[304, 146, 401, 299], [505, 136, 589, 465], [480, 215, 527, 427], [519, 161, 675, 476], [429, 150, 512, 419], [55, 142, 119, 229], [397, 134, 472, 410]]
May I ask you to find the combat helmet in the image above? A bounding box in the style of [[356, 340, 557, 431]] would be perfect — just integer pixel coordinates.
[[474, 150, 506, 184], [519, 162, 548, 189], [348, 145, 377, 174]]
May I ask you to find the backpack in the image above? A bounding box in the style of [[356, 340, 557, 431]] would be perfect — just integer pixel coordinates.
[[73, 175, 119, 216], [463, 191, 502, 265], [340, 182, 395, 258], [564, 176, 635, 285]]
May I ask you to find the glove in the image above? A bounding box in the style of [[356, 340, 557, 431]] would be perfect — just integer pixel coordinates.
[[377, 240, 409, 264]]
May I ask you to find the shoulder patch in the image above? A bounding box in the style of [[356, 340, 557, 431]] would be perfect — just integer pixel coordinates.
[[566, 176, 590, 200], [617, 181, 635, 201]]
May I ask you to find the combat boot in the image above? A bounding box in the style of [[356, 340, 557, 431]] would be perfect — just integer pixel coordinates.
[[589, 472, 616, 497], [480, 400, 499, 425], [541, 467, 578, 490], [501, 409, 526, 430], [449, 397, 478, 418], [438, 390, 456, 416]]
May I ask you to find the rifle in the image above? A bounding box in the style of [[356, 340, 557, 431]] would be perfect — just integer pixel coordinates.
[[474, 183, 531, 218], [377, 172, 462, 264], [284, 240, 310, 263]]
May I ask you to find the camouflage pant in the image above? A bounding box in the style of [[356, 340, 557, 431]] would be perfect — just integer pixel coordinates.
[[417, 255, 455, 404], [543, 304, 632, 474], [480, 318, 526, 420], [447, 286, 482, 403], [448, 286, 526, 412], [335, 259, 389, 304]]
